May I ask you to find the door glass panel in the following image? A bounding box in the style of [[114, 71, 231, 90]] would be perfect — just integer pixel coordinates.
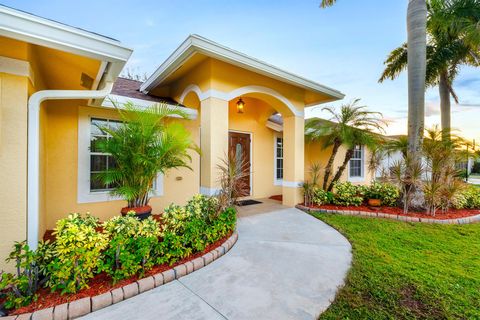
[[236, 143, 243, 169]]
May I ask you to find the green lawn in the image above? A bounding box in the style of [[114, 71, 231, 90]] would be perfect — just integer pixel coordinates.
[[312, 213, 480, 320]]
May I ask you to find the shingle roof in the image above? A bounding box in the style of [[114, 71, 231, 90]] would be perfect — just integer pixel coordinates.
[[111, 77, 186, 107]]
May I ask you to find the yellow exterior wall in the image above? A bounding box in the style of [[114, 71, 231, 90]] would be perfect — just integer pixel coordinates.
[[210, 59, 306, 112], [0, 36, 48, 271], [305, 140, 375, 186], [43, 104, 201, 229], [199, 96, 229, 191], [168, 58, 309, 116], [283, 115, 305, 205], [0, 73, 29, 272]]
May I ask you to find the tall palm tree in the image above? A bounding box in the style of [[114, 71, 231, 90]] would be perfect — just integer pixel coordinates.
[[305, 100, 386, 191], [407, 0, 428, 160], [380, 0, 480, 136], [320, 0, 427, 164]]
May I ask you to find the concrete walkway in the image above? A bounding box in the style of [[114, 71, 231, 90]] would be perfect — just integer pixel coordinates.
[[81, 201, 352, 320]]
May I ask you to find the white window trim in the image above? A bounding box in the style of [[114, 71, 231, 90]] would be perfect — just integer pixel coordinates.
[[274, 134, 284, 186], [348, 145, 365, 182], [77, 108, 163, 204]]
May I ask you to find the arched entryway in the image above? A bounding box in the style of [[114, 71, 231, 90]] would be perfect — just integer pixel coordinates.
[[181, 84, 305, 206]]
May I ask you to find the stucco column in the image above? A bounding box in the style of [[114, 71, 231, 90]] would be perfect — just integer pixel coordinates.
[[282, 115, 304, 206], [200, 96, 229, 195]]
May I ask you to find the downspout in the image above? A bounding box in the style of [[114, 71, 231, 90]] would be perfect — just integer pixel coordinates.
[[27, 82, 113, 249]]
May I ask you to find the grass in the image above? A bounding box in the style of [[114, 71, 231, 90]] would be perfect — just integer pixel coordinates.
[[312, 213, 480, 320]]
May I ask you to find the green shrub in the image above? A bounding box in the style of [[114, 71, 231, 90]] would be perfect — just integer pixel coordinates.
[[207, 207, 236, 241], [43, 213, 107, 294], [333, 182, 365, 206], [185, 194, 220, 222], [365, 182, 400, 206], [312, 188, 334, 205], [158, 195, 236, 265], [0, 241, 47, 309], [99, 214, 160, 283], [457, 186, 480, 209]]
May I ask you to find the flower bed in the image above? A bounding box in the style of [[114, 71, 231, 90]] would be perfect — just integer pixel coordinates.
[[0, 195, 237, 317], [302, 204, 480, 220], [297, 203, 480, 224], [301, 181, 480, 222], [4, 232, 237, 319]]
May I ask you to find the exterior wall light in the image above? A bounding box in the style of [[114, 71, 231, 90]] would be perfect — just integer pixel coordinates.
[[236, 98, 245, 113]]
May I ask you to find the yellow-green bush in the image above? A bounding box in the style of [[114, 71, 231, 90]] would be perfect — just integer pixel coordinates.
[[42, 213, 107, 294]]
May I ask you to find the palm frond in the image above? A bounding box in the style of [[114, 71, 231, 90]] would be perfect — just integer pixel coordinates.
[[95, 101, 199, 207], [320, 0, 337, 8], [379, 44, 408, 82]]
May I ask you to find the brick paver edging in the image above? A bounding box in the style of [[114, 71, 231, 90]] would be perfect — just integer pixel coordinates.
[[2, 231, 239, 320], [296, 204, 480, 225]]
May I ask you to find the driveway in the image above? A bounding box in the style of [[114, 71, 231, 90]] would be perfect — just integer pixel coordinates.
[[81, 201, 352, 320]]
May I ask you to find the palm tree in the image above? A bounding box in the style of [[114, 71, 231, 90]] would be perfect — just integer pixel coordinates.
[[407, 0, 428, 160], [305, 100, 386, 191], [320, 0, 336, 7], [383, 135, 409, 159], [327, 129, 380, 191], [380, 0, 480, 136], [96, 102, 199, 211], [320, 0, 427, 164]]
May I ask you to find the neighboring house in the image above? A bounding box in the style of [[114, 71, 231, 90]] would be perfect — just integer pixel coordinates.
[[0, 6, 351, 271]]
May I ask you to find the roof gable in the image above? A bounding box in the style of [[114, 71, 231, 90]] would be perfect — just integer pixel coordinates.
[[140, 35, 344, 102]]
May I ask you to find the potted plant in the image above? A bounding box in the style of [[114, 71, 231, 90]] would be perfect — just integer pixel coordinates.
[[96, 101, 199, 219], [365, 182, 383, 207]]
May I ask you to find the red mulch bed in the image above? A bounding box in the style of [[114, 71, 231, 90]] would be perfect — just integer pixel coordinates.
[[269, 195, 282, 202], [9, 231, 233, 315], [307, 204, 480, 220]]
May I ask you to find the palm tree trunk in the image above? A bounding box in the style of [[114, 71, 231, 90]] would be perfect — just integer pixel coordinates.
[[407, 0, 427, 161], [439, 71, 451, 137], [323, 139, 341, 190], [327, 148, 354, 192]]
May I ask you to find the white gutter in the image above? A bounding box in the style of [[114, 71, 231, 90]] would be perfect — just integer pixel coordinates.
[[27, 83, 113, 249], [103, 94, 198, 120]]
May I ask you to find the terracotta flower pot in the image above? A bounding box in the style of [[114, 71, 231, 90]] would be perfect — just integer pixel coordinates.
[[120, 205, 152, 220], [368, 199, 382, 207]]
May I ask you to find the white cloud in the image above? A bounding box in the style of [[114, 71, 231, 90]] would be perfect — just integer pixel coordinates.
[[425, 100, 440, 117], [145, 18, 155, 27]]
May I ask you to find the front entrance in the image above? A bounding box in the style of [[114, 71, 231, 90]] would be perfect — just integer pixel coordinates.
[[228, 131, 251, 196]]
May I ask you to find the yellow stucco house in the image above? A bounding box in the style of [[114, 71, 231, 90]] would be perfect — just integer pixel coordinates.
[[0, 6, 375, 271]]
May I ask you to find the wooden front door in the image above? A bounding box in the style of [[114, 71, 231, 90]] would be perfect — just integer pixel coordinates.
[[228, 132, 251, 196]]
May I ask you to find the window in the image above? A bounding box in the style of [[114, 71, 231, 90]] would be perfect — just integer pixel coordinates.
[[275, 136, 284, 180], [89, 118, 121, 192], [77, 109, 163, 203], [349, 145, 364, 179]]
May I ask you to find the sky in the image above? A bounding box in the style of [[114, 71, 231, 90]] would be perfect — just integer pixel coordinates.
[[4, 0, 479, 140]]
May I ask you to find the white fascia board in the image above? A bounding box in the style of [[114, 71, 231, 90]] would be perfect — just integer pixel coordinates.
[[141, 34, 344, 100], [102, 94, 198, 120], [140, 36, 196, 92], [0, 5, 133, 63]]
